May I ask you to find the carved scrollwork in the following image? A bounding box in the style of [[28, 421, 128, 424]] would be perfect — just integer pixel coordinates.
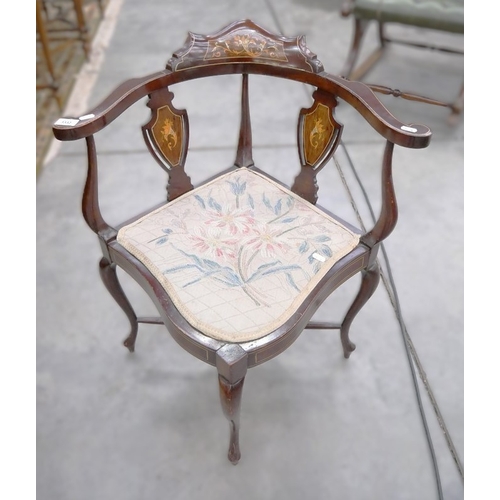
[[167, 19, 324, 73], [206, 32, 287, 62]]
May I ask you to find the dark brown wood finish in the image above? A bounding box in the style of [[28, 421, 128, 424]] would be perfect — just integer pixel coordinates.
[[216, 344, 248, 464], [51, 19, 432, 464], [99, 257, 139, 352], [52, 68, 431, 148], [142, 88, 193, 200], [362, 140, 397, 250], [166, 19, 324, 74], [340, 261, 381, 358], [218, 375, 245, 464], [292, 89, 343, 204], [234, 74, 254, 169]]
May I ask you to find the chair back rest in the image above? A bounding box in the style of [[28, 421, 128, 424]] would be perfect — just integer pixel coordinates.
[[134, 19, 430, 204], [52, 19, 431, 244]]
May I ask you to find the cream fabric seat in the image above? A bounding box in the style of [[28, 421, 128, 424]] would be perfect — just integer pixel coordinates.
[[118, 167, 360, 342]]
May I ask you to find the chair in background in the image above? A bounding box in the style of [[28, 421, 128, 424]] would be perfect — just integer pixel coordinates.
[[340, 0, 464, 122], [52, 19, 431, 464]]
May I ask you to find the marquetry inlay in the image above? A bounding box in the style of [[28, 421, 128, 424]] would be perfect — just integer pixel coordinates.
[[205, 30, 287, 62], [150, 104, 184, 167]]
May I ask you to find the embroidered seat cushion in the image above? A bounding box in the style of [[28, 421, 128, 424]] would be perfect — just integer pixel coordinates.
[[117, 168, 360, 342]]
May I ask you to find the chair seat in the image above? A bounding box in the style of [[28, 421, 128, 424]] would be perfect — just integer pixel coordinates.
[[117, 167, 360, 343]]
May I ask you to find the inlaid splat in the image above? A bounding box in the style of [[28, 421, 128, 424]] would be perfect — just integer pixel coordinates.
[[292, 90, 343, 204], [142, 88, 193, 201]]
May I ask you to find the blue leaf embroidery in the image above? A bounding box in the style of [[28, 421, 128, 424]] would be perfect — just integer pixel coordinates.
[[298, 241, 309, 253], [319, 245, 333, 258], [274, 199, 282, 215], [194, 195, 206, 209], [262, 193, 273, 211], [314, 235, 331, 242], [208, 197, 222, 212], [285, 272, 300, 292]]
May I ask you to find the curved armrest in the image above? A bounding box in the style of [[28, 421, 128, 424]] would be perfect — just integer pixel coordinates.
[[52, 70, 171, 141], [324, 73, 432, 149], [52, 65, 431, 150]]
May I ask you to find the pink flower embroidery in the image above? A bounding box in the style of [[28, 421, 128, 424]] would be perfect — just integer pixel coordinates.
[[205, 206, 255, 235], [189, 227, 238, 261], [245, 224, 291, 258]]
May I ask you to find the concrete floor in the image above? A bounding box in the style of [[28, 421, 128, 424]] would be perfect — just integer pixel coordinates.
[[36, 1, 464, 499]]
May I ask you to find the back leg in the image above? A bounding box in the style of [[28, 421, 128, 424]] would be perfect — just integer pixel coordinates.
[[340, 261, 381, 358], [99, 257, 139, 352], [341, 17, 370, 78]]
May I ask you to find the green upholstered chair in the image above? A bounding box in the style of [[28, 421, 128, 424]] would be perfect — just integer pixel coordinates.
[[341, 0, 464, 121]]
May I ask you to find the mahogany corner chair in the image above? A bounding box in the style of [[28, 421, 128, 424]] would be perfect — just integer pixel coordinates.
[[52, 19, 431, 465]]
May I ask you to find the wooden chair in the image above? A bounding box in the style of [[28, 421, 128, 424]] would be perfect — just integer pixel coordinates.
[[340, 0, 464, 122], [52, 19, 431, 464]]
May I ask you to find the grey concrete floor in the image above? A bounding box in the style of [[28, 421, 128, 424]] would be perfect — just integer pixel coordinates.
[[36, 1, 464, 499]]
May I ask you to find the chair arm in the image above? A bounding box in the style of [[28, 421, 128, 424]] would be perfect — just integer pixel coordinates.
[[52, 70, 171, 142], [325, 73, 431, 149]]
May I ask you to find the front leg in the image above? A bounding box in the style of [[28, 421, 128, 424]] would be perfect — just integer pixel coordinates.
[[340, 261, 381, 358], [216, 344, 248, 464], [218, 375, 245, 464], [99, 257, 139, 352]]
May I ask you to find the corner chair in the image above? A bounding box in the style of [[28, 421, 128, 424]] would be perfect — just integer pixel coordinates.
[[52, 19, 431, 464]]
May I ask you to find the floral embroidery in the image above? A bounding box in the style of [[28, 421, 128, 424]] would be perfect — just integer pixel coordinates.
[[188, 226, 238, 261], [204, 205, 255, 235], [245, 223, 291, 259], [117, 168, 360, 341]]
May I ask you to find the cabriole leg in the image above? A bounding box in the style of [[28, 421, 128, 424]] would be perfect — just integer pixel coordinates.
[[99, 257, 139, 352], [218, 375, 245, 465], [340, 261, 381, 358], [216, 344, 248, 464]]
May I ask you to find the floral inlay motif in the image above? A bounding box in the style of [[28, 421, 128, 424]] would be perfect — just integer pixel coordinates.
[[310, 118, 326, 149], [303, 103, 335, 166], [117, 168, 359, 341], [151, 104, 184, 167], [206, 31, 287, 61], [161, 118, 177, 151]]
